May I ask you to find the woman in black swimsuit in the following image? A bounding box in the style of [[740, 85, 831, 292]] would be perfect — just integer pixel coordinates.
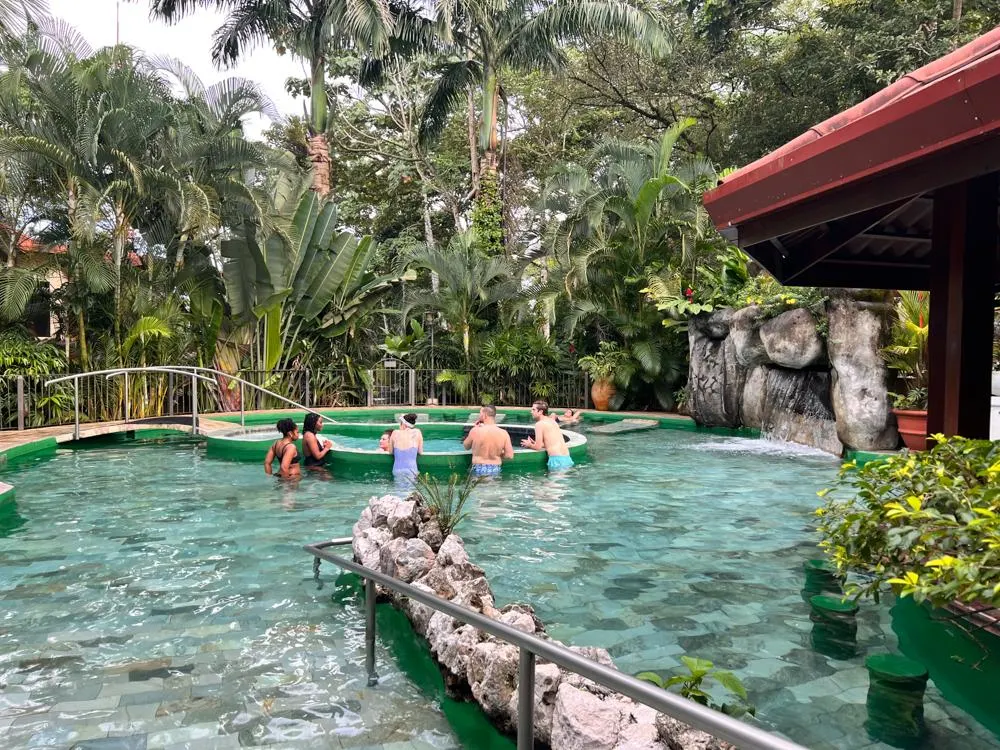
[[302, 413, 333, 470], [264, 418, 301, 478]]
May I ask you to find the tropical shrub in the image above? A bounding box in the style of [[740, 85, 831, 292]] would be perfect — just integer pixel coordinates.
[[637, 656, 754, 718], [883, 290, 929, 410], [0, 330, 66, 376], [577, 341, 632, 384], [817, 435, 1000, 609], [414, 472, 480, 537]]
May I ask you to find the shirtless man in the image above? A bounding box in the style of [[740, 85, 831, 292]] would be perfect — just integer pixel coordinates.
[[463, 405, 514, 477], [521, 400, 573, 471]]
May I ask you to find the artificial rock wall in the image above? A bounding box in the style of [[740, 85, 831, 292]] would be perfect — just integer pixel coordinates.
[[687, 299, 899, 455]]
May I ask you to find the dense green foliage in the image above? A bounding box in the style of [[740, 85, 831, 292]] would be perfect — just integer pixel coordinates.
[[818, 436, 1000, 609], [2, 0, 997, 414]]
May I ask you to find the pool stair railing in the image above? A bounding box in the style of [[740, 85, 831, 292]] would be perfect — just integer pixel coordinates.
[[305, 538, 810, 750], [46, 365, 331, 440]]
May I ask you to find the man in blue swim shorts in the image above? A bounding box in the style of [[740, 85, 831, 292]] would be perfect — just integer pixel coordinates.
[[464, 405, 513, 477], [521, 400, 574, 471]]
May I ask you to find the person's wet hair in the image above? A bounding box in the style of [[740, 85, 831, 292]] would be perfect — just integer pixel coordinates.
[[481, 404, 497, 419], [303, 413, 321, 433], [533, 400, 549, 416], [382, 429, 394, 439], [401, 413, 418, 426], [276, 418, 297, 437]]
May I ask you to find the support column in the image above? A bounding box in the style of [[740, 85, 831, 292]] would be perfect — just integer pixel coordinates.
[[927, 174, 999, 439]]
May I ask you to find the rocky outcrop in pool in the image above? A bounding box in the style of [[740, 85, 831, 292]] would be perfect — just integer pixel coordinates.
[[353, 493, 733, 750]]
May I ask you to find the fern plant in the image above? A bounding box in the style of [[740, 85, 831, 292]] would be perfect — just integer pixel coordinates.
[[638, 656, 754, 718], [414, 472, 480, 537]]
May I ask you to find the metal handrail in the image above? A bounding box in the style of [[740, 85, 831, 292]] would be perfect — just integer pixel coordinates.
[[305, 540, 808, 750], [46, 365, 330, 438]]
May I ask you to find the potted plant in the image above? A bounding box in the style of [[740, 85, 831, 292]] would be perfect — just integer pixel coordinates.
[[817, 435, 1000, 624], [577, 341, 629, 411], [883, 291, 929, 450]]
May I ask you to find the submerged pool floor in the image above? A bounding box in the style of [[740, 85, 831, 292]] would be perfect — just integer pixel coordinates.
[[0, 430, 998, 749]]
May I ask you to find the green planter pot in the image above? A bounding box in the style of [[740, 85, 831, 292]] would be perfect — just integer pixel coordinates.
[[801, 558, 843, 603], [809, 594, 859, 660], [865, 653, 929, 749]]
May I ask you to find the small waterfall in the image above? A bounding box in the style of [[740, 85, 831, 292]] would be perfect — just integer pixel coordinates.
[[758, 368, 842, 454]]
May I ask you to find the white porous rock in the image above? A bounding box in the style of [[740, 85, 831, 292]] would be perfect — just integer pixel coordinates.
[[507, 663, 563, 745], [615, 702, 663, 749], [563, 647, 618, 698], [437, 533, 470, 566], [414, 564, 457, 599], [368, 494, 399, 527], [551, 683, 625, 749], [655, 715, 734, 750], [387, 500, 420, 538], [498, 603, 541, 634], [467, 641, 519, 727], [354, 506, 373, 534], [418, 518, 444, 551], [432, 621, 483, 684], [382, 537, 436, 583], [399, 581, 436, 636], [353, 526, 390, 570]]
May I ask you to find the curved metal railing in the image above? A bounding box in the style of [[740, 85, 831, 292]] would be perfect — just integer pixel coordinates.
[[46, 365, 327, 439]]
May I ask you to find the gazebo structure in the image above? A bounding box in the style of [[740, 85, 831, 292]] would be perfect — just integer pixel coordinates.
[[703, 28, 1000, 440]]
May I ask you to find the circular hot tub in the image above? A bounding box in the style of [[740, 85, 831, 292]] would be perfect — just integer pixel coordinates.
[[204, 409, 587, 473]]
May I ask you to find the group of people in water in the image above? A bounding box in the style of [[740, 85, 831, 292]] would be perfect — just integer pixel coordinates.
[[264, 400, 575, 480]]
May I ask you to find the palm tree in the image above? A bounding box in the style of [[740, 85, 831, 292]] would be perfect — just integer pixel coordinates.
[[414, 0, 668, 180], [147, 0, 396, 197], [0, 0, 47, 34], [408, 230, 517, 360], [540, 119, 719, 408]]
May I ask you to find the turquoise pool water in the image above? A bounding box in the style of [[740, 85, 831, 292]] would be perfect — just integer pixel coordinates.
[[1, 430, 998, 749]]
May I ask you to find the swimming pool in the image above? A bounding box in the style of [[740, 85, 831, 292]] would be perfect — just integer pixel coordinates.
[[1, 429, 998, 749]]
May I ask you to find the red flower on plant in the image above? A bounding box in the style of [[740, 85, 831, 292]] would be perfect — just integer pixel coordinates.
[[684, 287, 694, 300], [568, 343, 576, 354]]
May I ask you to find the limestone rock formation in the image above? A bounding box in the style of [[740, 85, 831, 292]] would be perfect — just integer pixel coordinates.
[[827, 298, 898, 450], [687, 300, 897, 454], [759, 308, 826, 368], [352, 494, 731, 749]]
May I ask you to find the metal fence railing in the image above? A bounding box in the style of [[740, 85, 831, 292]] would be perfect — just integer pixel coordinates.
[[2, 367, 588, 432], [306, 539, 808, 750]]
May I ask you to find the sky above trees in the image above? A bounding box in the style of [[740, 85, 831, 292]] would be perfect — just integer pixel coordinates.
[[48, 0, 300, 137]]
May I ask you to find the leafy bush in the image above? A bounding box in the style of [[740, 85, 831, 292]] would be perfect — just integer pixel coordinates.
[[638, 656, 754, 718], [817, 435, 1000, 609], [577, 341, 631, 384], [0, 330, 66, 376], [883, 291, 929, 410], [414, 472, 480, 537]]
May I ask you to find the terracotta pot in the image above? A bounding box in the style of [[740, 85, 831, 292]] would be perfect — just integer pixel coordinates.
[[894, 409, 928, 451], [590, 379, 616, 411]]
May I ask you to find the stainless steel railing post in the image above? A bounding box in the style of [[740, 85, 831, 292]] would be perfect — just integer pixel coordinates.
[[239, 381, 245, 427], [517, 648, 535, 750], [73, 376, 79, 441], [409, 368, 416, 406], [124, 372, 130, 423], [16, 376, 24, 431], [191, 373, 198, 435], [365, 577, 379, 686], [168, 372, 174, 416]]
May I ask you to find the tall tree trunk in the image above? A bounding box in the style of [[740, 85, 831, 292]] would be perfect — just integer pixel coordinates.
[[953, 0, 963, 20], [421, 188, 439, 293], [467, 87, 480, 197], [307, 133, 331, 197], [174, 233, 188, 271], [77, 307, 88, 369], [479, 69, 500, 177], [308, 58, 331, 197], [112, 205, 126, 349]]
